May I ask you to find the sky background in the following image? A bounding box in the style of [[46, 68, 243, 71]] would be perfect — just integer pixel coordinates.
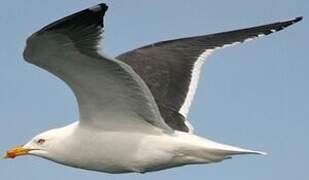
[[0, 0, 308, 179]]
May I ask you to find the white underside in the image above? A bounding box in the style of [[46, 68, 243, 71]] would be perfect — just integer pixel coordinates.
[[31, 122, 265, 174]]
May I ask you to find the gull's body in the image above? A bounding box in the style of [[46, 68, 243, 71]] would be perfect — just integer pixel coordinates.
[[5, 3, 302, 174], [33, 122, 261, 173]]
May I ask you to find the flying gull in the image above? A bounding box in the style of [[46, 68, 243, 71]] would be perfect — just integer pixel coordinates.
[[4, 3, 302, 173]]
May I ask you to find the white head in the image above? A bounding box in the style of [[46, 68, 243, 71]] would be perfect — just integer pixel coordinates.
[[4, 126, 72, 161]]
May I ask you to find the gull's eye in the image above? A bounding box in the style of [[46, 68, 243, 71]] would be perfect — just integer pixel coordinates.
[[36, 139, 46, 145]]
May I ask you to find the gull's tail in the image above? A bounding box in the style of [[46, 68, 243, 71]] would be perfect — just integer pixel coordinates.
[[200, 138, 267, 162], [175, 132, 266, 164], [211, 143, 267, 156]]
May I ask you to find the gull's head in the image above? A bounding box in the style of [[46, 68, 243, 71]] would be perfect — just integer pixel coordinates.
[[4, 128, 68, 160]]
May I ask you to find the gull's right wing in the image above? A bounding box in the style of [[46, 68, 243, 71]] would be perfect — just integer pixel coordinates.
[[23, 4, 173, 132]]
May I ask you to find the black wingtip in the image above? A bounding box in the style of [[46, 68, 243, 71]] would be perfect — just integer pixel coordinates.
[[88, 3, 108, 12], [37, 3, 109, 34], [293, 16, 303, 23]]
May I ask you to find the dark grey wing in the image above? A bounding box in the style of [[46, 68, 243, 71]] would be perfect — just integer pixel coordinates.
[[117, 17, 302, 132]]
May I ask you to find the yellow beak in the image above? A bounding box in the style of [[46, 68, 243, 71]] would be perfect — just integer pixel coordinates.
[[3, 146, 32, 159]]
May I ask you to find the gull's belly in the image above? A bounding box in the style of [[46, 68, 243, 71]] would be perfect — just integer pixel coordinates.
[[49, 124, 232, 173], [58, 129, 179, 173]]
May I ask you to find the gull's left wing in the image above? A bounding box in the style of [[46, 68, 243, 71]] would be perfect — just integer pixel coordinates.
[[23, 4, 172, 132], [117, 16, 302, 132]]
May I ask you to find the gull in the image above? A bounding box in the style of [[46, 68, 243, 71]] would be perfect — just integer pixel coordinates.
[[4, 3, 302, 174]]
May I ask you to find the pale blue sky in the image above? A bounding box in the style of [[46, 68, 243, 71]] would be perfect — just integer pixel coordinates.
[[0, 0, 308, 179]]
